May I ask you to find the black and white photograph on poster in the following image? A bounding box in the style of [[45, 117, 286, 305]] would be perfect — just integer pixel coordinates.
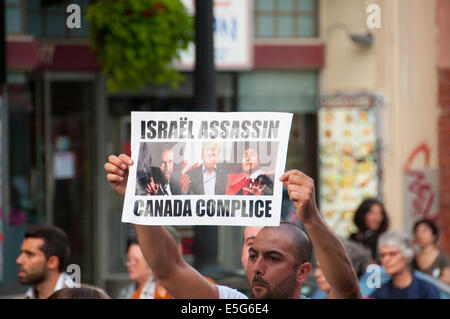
[[122, 112, 292, 226]]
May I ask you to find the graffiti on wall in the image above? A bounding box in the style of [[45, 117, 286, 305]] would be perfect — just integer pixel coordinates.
[[403, 143, 439, 226]]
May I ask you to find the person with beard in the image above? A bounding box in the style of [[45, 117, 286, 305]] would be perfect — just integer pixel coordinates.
[[16, 224, 74, 299], [105, 154, 361, 299], [226, 148, 273, 196]]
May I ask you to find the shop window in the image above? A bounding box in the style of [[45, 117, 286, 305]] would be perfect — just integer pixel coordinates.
[[26, 0, 91, 38], [254, 0, 318, 38], [6, 0, 25, 34]]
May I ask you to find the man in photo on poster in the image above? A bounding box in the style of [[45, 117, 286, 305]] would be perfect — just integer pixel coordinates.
[[182, 141, 229, 195], [135, 143, 185, 196]]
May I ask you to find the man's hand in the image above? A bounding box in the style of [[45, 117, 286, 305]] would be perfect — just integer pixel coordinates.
[[145, 177, 159, 195], [280, 170, 319, 224], [243, 179, 267, 195], [181, 174, 191, 194], [104, 154, 133, 196]]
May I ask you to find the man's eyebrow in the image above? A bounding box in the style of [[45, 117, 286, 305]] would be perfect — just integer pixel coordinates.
[[248, 247, 257, 254], [263, 250, 285, 258]]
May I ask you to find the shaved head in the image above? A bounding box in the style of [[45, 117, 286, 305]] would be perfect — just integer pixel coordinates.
[[247, 222, 313, 299], [261, 222, 312, 267]]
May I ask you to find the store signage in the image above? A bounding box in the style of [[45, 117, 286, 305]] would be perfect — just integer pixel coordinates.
[[175, 0, 252, 70]]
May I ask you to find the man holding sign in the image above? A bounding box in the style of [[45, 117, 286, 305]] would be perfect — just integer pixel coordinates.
[[105, 154, 361, 299]]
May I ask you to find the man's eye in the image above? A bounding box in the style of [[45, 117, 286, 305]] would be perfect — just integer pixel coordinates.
[[270, 256, 280, 262]]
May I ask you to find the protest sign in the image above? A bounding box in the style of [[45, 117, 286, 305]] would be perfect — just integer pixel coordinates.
[[122, 112, 293, 226]]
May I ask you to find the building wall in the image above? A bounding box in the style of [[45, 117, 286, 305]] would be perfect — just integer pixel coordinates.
[[437, 0, 450, 253], [320, 0, 441, 236]]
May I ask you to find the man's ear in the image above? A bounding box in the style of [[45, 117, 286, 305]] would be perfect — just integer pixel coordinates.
[[46, 256, 60, 271], [296, 262, 312, 284]]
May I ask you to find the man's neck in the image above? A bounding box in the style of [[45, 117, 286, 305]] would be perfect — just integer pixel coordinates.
[[392, 268, 413, 289], [34, 272, 61, 299]]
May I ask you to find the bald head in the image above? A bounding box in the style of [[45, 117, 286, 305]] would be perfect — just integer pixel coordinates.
[[247, 222, 312, 299], [259, 222, 312, 267]]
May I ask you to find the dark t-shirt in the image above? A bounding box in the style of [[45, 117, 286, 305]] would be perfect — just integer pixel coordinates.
[[412, 252, 450, 279], [370, 273, 440, 299]]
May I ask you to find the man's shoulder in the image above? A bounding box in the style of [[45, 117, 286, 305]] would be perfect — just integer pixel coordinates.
[[216, 285, 248, 299], [187, 165, 203, 177], [216, 163, 229, 174]]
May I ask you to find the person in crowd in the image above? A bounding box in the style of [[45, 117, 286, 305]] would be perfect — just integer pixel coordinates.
[[349, 198, 389, 262], [16, 224, 74, 299], [241, 226, 264, 276], [48, 286, 110, 299], [370, 230, 440, 299], [118, 227, 183, 299], [226, 147, 273, 196], [105, 154, 361, 299], [412, 219, 450, 284], [136, 143, 183, 195], [182, 141, 229, 195], [314, 240, 372, 298]]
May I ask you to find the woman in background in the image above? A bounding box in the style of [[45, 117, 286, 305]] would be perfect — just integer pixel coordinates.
[[413, 219, 450, 284], [349, 198, 389, 263]]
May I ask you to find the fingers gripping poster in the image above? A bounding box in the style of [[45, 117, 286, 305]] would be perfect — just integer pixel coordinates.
[[122, 112, 293, 226]]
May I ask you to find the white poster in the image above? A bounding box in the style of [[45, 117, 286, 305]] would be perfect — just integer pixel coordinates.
[[176, 0, 252, 70], [54, 152, 75, 180], [122, 112, 293, 226]]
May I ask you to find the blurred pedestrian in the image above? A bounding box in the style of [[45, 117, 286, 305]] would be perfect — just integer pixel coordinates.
[[16, 224, 74, 299], [118, 232, 181, 299], [314, 240, 371, 298], [370, 231, 440, 299], [349, 198, 389, 263], [412, 219, 450, 284], [241, 226, 264, 276]]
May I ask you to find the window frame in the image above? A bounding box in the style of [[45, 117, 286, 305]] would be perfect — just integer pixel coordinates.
[[6, 0, 26, 34], [254, 0, 319, 39]]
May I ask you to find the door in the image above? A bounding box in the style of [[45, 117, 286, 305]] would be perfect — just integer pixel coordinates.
[[44, 73, 96, 283]]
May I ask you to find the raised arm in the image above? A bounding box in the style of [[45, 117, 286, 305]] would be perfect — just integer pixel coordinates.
[[134, 225, 218, 299], [104, 154, 218, 299], [280, 170, 361, 299]]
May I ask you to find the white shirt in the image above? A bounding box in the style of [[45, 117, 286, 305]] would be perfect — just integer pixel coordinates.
[[139, 277, 157, 299], [217, 285, 248, 299], [202, 166, 217, 195], [25, 272, 75, 299]]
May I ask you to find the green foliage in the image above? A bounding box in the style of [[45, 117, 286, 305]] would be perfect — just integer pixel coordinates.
[[86, 0, 194, 92]]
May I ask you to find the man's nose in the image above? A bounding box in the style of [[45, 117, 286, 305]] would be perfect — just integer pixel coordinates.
[[16, 253, 24, 265], [252, 257, 264, 276]]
